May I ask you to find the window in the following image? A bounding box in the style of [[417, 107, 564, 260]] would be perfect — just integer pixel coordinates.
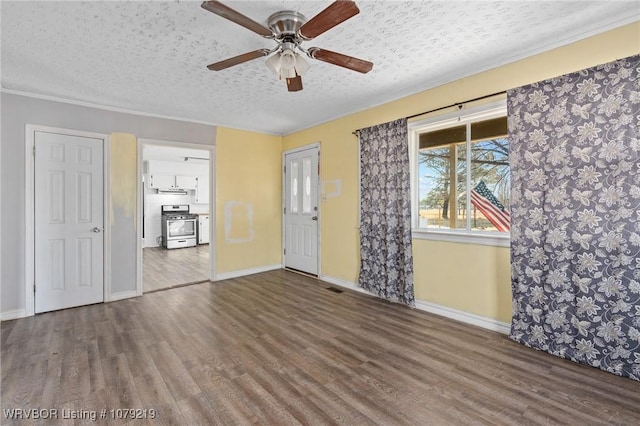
[[409, 101, 509, 245]]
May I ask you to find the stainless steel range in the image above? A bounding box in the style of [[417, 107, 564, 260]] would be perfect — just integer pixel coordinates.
[[161, 205, 198, 249]]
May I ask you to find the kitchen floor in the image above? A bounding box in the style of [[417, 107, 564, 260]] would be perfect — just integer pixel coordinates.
[[143, 245, 210, 293]]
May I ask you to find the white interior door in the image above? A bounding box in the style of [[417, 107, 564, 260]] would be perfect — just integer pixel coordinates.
[[35, 131, 104, 313], [284, 147, 319, 275]]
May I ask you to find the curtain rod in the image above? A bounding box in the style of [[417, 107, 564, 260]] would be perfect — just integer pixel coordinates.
[[406, 90, 506, 120], [352, 90, 506, 136]]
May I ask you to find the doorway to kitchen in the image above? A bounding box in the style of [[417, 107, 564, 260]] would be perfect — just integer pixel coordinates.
[[137, 139, 214, 293]]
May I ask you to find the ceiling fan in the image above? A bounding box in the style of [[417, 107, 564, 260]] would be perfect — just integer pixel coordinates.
[[201, 0, 373, 92]]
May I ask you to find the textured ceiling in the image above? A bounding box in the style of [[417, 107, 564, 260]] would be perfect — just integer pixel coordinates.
[[1, 1, 638, 135]]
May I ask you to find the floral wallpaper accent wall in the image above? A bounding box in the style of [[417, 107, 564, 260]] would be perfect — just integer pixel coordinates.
[[508, 54, 639, 380]]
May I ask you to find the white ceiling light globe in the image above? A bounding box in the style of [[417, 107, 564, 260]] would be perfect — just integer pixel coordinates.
[[280, 49, 296, 70], [265, 53, 281, 74], [294, 53, 310, 76]]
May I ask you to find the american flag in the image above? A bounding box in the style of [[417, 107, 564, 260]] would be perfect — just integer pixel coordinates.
[[471, 180, 511, 232]]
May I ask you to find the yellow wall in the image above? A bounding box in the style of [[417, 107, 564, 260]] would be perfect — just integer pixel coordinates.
[[109, 133, 138, 294], [215, 127, 283, 274], [110, 133, 138, 222], [413, 241, 512, 321], [282, 22, 640, 323]]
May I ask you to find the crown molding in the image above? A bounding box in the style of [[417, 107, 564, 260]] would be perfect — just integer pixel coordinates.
[[0, 88, 218, 127]]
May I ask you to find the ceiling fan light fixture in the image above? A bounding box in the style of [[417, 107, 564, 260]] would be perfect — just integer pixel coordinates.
[[279, 48, 297, 70], [294, 53, 310, 76], [265, 53, 282, 74], [202, 1, 373, 91], [279, 67, 297, 80]]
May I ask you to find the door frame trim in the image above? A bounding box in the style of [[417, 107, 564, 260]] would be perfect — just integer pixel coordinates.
[[24, 125, 111, 317], [136, 138, 216, 295], [282, 142, 321, 276]]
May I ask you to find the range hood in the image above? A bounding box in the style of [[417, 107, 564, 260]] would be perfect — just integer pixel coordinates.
[[156, 189, 188, 195]]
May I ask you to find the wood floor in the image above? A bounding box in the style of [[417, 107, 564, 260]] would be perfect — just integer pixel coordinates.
[[2, 270, 639, 425], [142, 245, 209, 293]]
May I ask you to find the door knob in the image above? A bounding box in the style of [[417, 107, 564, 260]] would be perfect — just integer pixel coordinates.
[[311, 216, 318, 221], [92, 227, 102, 233]]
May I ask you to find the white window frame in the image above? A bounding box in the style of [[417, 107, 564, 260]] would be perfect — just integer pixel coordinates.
[[408, 100, 510, 247]]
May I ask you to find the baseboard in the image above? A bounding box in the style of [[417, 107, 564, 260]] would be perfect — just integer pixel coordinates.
[[319, 275, 370, 295], [108, 290, 139, 302], [0, 309, 27, 321], [2, 291, 143, 319], [215, 264, 282, 281], [414, 300, 511, 334], [319, 275, 511, 335]]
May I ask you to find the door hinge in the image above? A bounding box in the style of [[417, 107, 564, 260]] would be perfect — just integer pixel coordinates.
[[284, 248, 286, 255], [284, 165, 286, 174], [284, 207, 286, 214], [33, 146, 36, 157], [33, 283, 36, 294]]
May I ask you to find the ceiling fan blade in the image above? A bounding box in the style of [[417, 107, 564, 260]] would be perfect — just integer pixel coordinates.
[[286, 75, 303, 92], [207, 49, 270, 71], [201, 1, 273, 38], [298, 0, 360, 40], [308, 47, 373, 73]]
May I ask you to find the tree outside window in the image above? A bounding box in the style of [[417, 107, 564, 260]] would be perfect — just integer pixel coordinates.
[[417, 115, 510, 233]]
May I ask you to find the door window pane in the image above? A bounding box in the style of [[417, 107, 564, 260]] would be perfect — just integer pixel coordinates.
[[291, 160, 299, 213], [302, 157, 311, 214]]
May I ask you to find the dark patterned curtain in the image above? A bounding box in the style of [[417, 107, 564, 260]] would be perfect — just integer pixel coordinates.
[[358, 118, 414, 306], [508, 54, 639, 380]]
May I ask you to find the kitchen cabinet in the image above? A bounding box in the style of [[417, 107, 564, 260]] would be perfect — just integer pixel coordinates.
[[198, 214, 210, 244], [195, 176, 209, 204], [148, 174, 196, 190], [176, 175, 197, 190], [148, 174, 175, 189]]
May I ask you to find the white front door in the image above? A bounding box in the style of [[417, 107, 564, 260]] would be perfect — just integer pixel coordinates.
[[284, 146, 319, 275], [35, 131, 104, 313]]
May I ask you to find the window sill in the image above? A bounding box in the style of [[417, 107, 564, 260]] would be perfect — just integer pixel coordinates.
[[411, 229, 510, 247]]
